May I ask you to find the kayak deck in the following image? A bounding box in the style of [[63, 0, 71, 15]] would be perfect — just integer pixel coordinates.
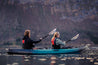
[[7, 47, 84, 55]]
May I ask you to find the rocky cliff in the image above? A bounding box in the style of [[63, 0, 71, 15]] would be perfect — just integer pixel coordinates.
[[0, 0, 98, 46]]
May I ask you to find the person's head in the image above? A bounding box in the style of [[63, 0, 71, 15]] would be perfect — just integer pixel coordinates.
[[24, 30, 30, 37], [53, 32, 60, 38]]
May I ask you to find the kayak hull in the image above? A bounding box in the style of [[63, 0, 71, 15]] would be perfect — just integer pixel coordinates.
[[7, 47, 84, 55]]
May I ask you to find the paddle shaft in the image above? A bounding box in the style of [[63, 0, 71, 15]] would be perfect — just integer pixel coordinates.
[[66, 40, 71, 43], [41, 34, 49, 40], [40, 28, 56, 40]]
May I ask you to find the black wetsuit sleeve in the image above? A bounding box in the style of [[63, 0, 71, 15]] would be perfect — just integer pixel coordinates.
[[30, 39, 41, 44]]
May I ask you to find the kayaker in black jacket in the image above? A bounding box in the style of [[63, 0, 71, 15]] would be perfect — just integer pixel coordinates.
[[22, 30, 42, 49], [51, 32, 66, 49]]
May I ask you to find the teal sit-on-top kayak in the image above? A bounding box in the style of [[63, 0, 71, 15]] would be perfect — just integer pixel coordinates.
[[7, 46, 86, 55]]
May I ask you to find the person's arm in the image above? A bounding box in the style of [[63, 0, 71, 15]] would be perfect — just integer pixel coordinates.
[[31, 38, 42, 43], [56, 39, 66, 45]]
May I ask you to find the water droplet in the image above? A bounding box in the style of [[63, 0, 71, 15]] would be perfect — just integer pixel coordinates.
[[61, 58, 66, 60], [12, 63, 19, 65], [75, 57, 85, 60], [51, 57, 56, 60], [38, 58, 47, 61], [51, 60, 56, 63], [90, 59, 93, 62], [86, 57, 93, 60], [24, 59, 29, 61], [94, 62, 98, 65]]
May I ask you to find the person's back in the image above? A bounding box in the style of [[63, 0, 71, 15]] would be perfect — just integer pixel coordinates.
[[22, 36, 34, 49], [22, 30, 42, 49]]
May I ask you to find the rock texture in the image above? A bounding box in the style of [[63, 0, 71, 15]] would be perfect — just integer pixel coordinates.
[[0, 0, 98, 46]]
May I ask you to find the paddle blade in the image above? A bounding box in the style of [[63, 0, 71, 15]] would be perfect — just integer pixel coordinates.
[[71, 34, 79, 40], [49, 28, 56, 35]]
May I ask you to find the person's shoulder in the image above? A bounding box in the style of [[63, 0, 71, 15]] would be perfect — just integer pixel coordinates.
[[55, 38, 60, 41], [23, 36, 29, 39], [55, 38, 59, 40]]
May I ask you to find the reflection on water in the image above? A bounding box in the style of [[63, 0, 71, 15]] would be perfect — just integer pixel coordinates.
[[0, 54, 98, 65]]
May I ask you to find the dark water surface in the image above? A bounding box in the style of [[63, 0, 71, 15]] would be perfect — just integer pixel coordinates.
[[0, 46, 98, 65], [0, 50, 98, 65]]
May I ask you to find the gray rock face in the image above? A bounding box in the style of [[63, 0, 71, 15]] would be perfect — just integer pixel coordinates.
[[0, 0, 98, 46]]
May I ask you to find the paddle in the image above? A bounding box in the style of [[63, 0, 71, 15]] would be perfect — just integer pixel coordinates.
[[41, 28, 56, 40], [66, 34, 79, 43]]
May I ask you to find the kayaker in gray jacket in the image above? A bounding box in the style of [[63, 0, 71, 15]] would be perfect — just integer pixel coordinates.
[[51, 32, 66, 49]]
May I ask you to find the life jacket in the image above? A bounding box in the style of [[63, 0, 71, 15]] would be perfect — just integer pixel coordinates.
[[51, 37, 60, 49], [51, 37, 55, 45], [22, 40, 25, 44]]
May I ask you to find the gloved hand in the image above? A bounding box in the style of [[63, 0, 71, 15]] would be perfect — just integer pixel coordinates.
[[39, 38, 42, 41], [63, 41, 66, 43]]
